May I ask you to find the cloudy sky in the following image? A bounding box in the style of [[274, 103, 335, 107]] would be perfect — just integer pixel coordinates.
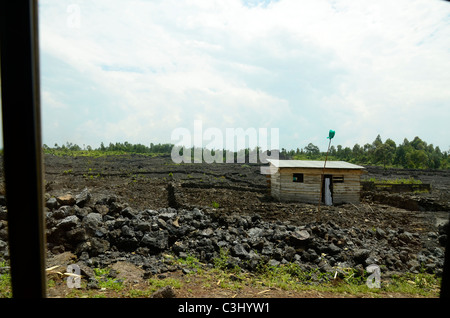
[[33, 0, 450, 152]]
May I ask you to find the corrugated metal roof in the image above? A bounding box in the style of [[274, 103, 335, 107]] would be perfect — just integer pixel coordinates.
[[266, 159, 365, 170]]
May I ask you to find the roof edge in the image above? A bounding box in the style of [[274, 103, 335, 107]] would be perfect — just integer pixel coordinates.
[[266, 159, 365, 170]]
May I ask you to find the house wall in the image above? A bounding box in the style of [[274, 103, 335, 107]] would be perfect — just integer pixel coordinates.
[[270, 171, 281, 200], [332, 174, 361, 204], [270, 166, 363, 204], [279, 170, 321, 204]]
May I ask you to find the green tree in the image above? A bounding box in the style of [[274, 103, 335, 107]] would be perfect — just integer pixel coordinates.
[[394, 138, 415, 168], [373, 142, 395, 168], [304, 143, 320, 159], [428, 152, 442, 169], [426, 145, 442, 169], [352, 144, 364, 162], [411, 136, 425, 150], [362, 143, 375, 164], [385, 138, 396, 151], [336, 145, 343, 159], [441, 150, 450, 169], [394, 145, 407, 167], [372, 134, 383, 148], [329, 145, 336, 156], [406, 149, 428, 168], [342, 147, 352, 161]]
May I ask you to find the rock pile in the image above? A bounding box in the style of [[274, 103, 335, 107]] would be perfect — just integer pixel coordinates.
[[0, 188, 448, 280]]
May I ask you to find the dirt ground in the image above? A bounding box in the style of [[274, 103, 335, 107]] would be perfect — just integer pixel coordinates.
[[43, 154, 450, 235], [3, 154, 449, 298], [44, 252, 433, 299]]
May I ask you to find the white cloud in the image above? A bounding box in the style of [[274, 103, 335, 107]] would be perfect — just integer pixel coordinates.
[[38, 0, 450, 150], [41, 90, 68, 110]]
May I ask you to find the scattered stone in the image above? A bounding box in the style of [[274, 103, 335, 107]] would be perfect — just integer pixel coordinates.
[[56, 194, 76, 206], [375, 228, 386, 239], [75, 262, 96, 280], [151, 286, 176, 298], [353, 249, 371, 264], [2, 186, 444, 283], [46, 197, 59, 210], [200, 228, 214, 237], [75, 188, 91, 207], [94, 204, 109, 216], [0, 240, 7, 253], [52, 206, 71, 219], [290, 229, 310, 245], [0, 208, 6, 221], [231, 243, 250, 259], [398, 231, 414, 244], [141, 231, 169, 251], [46, 251, 77, 267], [328, 243, 341, 255], [57, 215, 80, 230], [248, 227, 264, 237], [90, 237, 110, 256], [83, 213, 103, 229], [268, 259, 280, 266], [121, 207, 137, 219], [87, 278, 100, 290], [66, 227, 86, 242]]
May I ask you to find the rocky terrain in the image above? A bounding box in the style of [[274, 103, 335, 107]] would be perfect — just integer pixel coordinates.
[[0, 154, 449, 294]]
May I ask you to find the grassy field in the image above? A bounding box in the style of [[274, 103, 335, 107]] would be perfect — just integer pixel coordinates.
[[365, 177, 423, 184]]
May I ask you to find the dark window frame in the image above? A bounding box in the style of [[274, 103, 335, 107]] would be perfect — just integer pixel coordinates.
[[293, 173, 304, 183], [332, 176, 344, 183]]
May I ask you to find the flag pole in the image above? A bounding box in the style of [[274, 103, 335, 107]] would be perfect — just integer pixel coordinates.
[[317, 130, 335, 222]]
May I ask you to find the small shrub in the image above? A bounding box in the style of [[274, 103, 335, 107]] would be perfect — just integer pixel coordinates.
[[211, 201, 220, 209]]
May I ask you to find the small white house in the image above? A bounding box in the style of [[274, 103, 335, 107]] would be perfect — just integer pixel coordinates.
[[266, 159, 366, 205]]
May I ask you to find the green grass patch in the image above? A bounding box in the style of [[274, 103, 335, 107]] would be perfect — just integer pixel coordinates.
[[28, 253, 443, 298], [366, 177, 423, 184], [176, 254, 205, 274], [0, 261, 11, 298], [93, 267, 125, 292], [211, 201, 220, 209], [382, 272, 441, 297]]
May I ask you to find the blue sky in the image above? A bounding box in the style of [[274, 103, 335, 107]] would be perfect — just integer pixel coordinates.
[[24, 0, 450, 152]]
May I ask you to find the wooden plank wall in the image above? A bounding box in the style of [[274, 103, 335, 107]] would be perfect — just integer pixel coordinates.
[[279, 172, 321, 203], [270, 171, 281, 200], [332, 174, 361, 204], [271, 167, 363, 204]]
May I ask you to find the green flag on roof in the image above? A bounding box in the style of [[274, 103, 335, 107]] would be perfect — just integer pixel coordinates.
[[328, 130, 335, 139]]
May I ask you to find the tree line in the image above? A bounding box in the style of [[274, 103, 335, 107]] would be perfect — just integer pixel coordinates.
[[285, 135, 449, 169], [44, 141, 173, 155], [43, 134, 450, 169]]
